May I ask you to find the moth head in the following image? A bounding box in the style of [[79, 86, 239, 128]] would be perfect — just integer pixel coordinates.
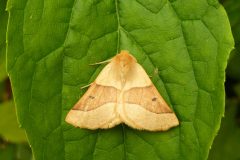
[[113, 50, 137, 68]]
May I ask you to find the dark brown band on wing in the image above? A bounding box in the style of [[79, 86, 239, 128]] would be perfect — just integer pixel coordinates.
[[73, 83, 119, 111], [123, 86, 173, 114]]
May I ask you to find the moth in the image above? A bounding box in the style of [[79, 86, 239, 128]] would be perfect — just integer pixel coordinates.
[[65, 50, 179, 131]]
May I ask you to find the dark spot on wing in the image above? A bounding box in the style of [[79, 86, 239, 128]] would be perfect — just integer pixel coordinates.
[[152, 97, 157, 101], [89, 96, 95, 99]]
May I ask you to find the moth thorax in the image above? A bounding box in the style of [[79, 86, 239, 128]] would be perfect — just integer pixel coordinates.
[[113, 51, 136, 80]]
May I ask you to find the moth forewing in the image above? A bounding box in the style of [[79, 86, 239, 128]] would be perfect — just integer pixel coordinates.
[[65, 50, 179, 131]]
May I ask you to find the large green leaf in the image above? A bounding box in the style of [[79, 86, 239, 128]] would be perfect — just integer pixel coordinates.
[[6, 0, 234, 160]]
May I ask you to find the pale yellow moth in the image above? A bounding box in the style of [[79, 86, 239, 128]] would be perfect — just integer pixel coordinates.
[[65, 50, 179, 131]]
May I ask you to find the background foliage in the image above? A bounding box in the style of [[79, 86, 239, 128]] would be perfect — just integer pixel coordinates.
[[208, 0, 240, 159], [0, 0, 239, 160]]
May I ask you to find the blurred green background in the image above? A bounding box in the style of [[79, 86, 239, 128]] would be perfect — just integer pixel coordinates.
[[0, 0, 239, 159]]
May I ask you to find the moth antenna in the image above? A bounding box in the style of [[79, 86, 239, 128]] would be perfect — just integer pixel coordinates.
[[149, 68, 159, 78], [80, 83, 93, 89], [89, 58, 112, 66], [153, 68, 159, 75]]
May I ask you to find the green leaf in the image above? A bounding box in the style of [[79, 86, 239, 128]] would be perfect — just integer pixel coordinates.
[[223, 0, 240, 80], [226, 50, 240, 80], [222, 0, 240, 49], [0, 142, 33, 160], [0, 0, 8, 82], [208, 100, 240, 160], [0, 143, 15, 160], [6, 0, 234, 160], [0, 101, 27, 143], [234, 83, 240, 98]]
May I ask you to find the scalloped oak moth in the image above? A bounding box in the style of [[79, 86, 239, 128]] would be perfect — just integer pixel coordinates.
[[65, 50, 179, 131]]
